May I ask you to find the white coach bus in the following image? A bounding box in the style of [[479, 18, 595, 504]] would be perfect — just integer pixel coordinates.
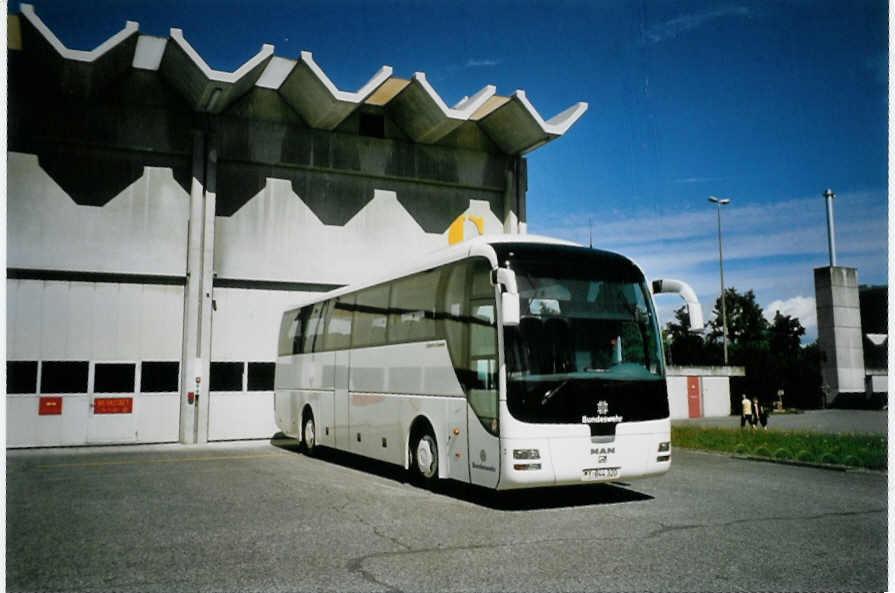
[[274, 235, 702, 490]]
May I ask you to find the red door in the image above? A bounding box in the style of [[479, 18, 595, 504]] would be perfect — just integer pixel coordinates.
[[686, 376, 701, 418]]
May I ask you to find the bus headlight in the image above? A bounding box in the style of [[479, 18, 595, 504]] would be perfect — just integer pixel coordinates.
[[658, 441, 670, 452], [513, 448, 540, 460], [513, 463, 542, 471]]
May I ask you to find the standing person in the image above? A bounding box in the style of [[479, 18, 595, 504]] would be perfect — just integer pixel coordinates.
[[751, 397, 761, 429], [740, 394, 752, 428], [755, 397, 768, 430]]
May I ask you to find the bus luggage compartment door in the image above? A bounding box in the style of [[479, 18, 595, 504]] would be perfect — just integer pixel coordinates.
[[333, 350, 350, 447]]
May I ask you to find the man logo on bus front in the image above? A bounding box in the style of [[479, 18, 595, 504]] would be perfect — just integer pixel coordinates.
[[597, 400, 609, 415]]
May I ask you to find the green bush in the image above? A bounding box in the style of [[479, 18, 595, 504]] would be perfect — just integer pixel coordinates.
[[671, 426, 886, 471], [819, 452, 838, 465], [753, 446, 771, 458], [773, 448, 791, 460]]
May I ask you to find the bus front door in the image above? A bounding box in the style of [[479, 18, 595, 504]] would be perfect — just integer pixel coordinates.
[[467, 395, 500, 488], [467, 296, 499, 488]]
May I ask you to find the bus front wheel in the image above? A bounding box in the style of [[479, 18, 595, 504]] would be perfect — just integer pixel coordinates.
[[412, 432, 438, 483], [301, 411, 317, 456]]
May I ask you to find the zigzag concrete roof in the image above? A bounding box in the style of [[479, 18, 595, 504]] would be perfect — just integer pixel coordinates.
[[14, 4, 587, 155]]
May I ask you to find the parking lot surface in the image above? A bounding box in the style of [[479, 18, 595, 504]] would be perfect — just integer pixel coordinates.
[[6, 438, 886, 592]]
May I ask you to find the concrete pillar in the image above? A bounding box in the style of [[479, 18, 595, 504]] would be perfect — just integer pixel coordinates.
[[179, 130, 217, 444], [180, 131, 205, 444], [503, 157, 527, 234], [195, 138, 217, 443], [814, 266, 865, 405]]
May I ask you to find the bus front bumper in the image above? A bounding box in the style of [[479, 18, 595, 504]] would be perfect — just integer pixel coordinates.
[[497, 421, 671, 490]]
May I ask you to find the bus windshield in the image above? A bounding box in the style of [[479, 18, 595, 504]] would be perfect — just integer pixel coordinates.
[[505, 269, 663, 381], [495, 244, 669, 426]]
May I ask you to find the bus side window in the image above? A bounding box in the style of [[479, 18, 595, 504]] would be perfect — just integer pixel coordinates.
[[389, 269, 439, 343], [439, 261, 469, 370], [278, 309, 299, 357], [293, 307, 312, 355], [325, 296, 353, 350], [302, 302, 326, 353], [353, 284, 390, 348]]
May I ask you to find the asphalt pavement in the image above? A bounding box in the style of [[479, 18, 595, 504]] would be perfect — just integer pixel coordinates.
[[6, 436, 888, 592]]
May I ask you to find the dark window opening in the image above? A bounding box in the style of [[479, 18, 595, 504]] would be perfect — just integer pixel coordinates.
[[7, 361, 38, 394], [41, 361, 89, 394], [141, 361, 179, 392], [247, 362, 275, 391], [359, 112, 385, 139], [210, 362, 244, 391], [94, 363, 136, 393]]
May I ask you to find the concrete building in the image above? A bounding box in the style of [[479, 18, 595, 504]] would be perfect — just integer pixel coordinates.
[[666, 366, 745, 419], [814, 267, 888, 408], [6, 5, 587, 447]]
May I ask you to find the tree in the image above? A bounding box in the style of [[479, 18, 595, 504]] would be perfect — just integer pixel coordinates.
[[664, 287, 825, 409], [766, 311, 806, 407], [665, 305, 708, 365], [769, 311, 805, 360], [706, 288, 768, 351]]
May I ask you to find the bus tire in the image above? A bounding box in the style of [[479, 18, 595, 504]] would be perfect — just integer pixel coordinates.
[[411, 429, 438, 484], [301, 409, 317, 456]]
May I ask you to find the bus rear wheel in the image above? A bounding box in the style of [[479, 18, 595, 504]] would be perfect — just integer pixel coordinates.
[[301, 411, 317, 456], [412, 431, 438, 483]]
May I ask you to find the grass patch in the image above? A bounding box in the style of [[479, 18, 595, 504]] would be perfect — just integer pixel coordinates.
[[671, 426, 887, 471]]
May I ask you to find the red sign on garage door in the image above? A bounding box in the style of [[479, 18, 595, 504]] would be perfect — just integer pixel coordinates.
[[94, 397, 133, 414], [686, 376, 701, 418], [38, 396, 63, 415]]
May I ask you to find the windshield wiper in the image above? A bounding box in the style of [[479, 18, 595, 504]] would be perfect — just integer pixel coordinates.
[[541, 379, 569, 406]]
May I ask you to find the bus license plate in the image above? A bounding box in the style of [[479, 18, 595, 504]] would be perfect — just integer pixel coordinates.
[[582, 467, 619, 481]]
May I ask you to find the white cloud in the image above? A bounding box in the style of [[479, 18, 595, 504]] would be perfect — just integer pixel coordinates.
[[529, 188, 884, 346], [763, 296, 817, 330], [672, 176, 726, 184], [644, 5, 750, 44], [465, 58, 501, 68]]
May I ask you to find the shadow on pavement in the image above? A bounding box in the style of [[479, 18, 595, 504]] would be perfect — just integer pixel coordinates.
[[271, 435, 654, 510]]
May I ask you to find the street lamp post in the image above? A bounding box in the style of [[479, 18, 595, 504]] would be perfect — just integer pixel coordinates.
[[708, 196, 731, 365], [823, 188, 836, 267]]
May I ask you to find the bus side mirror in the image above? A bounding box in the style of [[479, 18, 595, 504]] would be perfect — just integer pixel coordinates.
[[494, 268, 520, 326], [501, 293, 520, 326]]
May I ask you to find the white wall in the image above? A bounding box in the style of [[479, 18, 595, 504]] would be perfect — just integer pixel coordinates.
[[6, 153, 188, 447], [214, 182, 503, 285], [8, 280, 184, 361], [701, 376, 731, 417], [666, 376, 689, 419], [666, 370, 736, 419], [7, 153, 188, 274]]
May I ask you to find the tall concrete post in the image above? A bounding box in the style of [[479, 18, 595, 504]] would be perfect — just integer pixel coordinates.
[[180, 131, 205, 444], [195, 138, 217, 444], [823, 189, 837, 266], [179, 130, 217, 444], [814, 266, 865, 406]]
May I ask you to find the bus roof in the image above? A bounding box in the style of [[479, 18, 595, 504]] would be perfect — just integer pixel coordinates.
[[282, 234, 642, 312]]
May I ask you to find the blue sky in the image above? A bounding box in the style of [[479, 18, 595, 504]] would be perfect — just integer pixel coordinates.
[[14, 0, 888, 341]]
